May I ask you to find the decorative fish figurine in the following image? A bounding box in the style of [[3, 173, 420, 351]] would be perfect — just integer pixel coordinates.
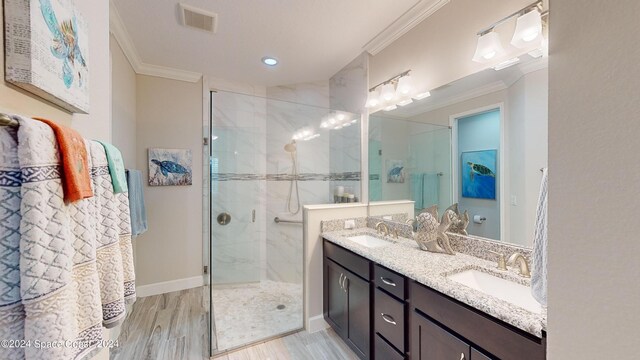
[[467, 162, 495, 181], [151, 159, 190, 177], [39, 0, 87, 89]]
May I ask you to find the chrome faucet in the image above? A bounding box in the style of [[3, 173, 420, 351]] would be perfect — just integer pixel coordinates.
[[375, 221, 390, 237], [508, 252, 531, 278]]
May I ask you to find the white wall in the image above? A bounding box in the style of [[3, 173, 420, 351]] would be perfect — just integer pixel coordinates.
[[547, 1, 640, 359], [134, 75, 204, 287], [110, 35, 137, 168]]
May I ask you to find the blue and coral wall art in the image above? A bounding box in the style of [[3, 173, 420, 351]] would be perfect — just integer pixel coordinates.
[[148, 148, 193, 186], [461, 150, 496, 200]]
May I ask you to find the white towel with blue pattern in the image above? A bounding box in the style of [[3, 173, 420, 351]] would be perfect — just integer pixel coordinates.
[[17, 118, 104, 359], [0, 121, 26, 360]]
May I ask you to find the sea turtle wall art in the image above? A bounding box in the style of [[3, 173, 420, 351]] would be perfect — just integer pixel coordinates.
[[461, 150, 497, 199], [148, 148, 193, 186], [386, 159, 406, 183]]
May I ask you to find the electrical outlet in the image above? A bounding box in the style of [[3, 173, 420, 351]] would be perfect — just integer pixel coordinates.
[[344, 219, 356, 229], [383, 216, 392, 221], [511, 195, 518, 206]]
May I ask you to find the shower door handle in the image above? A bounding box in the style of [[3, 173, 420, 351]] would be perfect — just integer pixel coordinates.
[[252, 209, 256, 223]]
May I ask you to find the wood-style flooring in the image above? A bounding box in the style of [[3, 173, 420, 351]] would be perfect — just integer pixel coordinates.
[[110, 286, 210, 360], [111, 286, 358, 360]]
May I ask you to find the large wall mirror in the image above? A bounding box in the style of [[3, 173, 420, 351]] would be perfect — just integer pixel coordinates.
[[368, 55, 548, 247]]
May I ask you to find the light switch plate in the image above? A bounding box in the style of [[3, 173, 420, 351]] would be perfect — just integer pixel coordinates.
[[344, 219, 355, 229], [383, 216, 392, 221]]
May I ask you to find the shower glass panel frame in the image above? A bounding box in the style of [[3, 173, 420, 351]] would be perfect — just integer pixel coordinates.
[[206, 90, 361, 355]]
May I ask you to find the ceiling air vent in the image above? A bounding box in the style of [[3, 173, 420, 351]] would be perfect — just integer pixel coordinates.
[[179, 3, 218, 33]]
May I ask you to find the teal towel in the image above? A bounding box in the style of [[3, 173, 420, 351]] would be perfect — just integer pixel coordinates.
[[423, 173, 440, 209], [410, 173, 424, 209], [98, 141, 128, 193], [126, 169, 148, 236]]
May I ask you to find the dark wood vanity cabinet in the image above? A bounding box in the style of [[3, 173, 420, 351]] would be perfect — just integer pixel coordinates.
[[323, 240, 371, 359], [323, 239, 546, 360]]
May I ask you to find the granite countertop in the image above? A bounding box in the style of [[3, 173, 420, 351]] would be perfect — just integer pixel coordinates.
[[322, 227, 547, 338]]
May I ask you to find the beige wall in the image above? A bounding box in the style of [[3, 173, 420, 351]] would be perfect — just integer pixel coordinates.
[[370, 0, 535, 94], [110, 35, 137, 168], [135, 75, 204, 286], [547, 1, 640, 359], [0, 0, 111, 142]]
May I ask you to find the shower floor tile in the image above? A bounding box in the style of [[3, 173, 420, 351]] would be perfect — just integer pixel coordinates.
[[212, 280, 303, 351]]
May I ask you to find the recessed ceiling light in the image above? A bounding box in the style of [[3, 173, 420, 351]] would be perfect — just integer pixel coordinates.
[[262, 56, 278, 66]]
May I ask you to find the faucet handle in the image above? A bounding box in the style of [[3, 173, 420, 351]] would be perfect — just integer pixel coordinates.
[[488, 250, 507, 271]]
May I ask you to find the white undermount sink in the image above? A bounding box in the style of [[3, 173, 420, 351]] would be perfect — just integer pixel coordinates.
[[347, 235, 391, 248], [447, 269, 542, 314]]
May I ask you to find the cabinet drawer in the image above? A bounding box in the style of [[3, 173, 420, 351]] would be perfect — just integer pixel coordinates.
[[374, 288, 405, 353], [410, 281, 545, 360], [324, 239, 371, 280], [375, 334, 405, 360], [374, 264, 406, 300]]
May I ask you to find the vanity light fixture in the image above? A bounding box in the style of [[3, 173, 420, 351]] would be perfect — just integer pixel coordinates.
[[366, 70, 432, 111], [511, 10, 543, 48], [261, 56, 278, 66], [472, 0, 548, 63]]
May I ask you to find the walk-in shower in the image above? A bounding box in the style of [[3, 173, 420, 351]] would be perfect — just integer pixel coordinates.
[[206, 89, 360, 355]]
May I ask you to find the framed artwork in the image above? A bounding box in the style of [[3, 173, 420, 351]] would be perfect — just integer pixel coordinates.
[[148, 148, 193, 186], [461, 150, 497, 199], [4, 0, 90, 113], [386, 159, 405, 183]]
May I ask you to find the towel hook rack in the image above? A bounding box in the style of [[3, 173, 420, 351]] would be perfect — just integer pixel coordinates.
[[0, 113, 19, 127]]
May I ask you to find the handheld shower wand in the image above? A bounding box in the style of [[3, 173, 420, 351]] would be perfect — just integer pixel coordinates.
[[284, 140, 301, 215]]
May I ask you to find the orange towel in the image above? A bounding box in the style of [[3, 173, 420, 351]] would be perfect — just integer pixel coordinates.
[[34, 117, 93, 202]]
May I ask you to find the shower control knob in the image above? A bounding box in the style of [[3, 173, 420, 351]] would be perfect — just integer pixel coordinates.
[[217, 212, 231, 225]]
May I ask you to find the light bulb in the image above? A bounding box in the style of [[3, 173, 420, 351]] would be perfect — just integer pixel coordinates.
[[381, 83, 396, 101], [328, 118, 336, 124], [396, 75, 413, 96], [337, 113, 346, 121], [365, 90, 380, 108], [472, 32, 505, 63], [511, 10, 543, 49]]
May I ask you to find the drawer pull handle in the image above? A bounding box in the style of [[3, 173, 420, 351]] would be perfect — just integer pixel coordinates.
[[460, 353, 465, 360], [380, 277, 397, 287], [380, 313, 397, 325]]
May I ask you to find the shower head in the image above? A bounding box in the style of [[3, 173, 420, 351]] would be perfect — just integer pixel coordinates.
[[284, 140, 297, 153]]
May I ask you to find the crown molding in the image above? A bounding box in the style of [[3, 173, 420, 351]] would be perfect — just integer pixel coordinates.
[[109, 1, 202, 83], [363, 0, 449, 56]]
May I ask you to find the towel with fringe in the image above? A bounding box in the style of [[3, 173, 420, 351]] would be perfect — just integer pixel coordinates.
[[89, 141, 128, 328], [0, 123, 25, 360], [33, 117, 93, 202], [17, 117, 104, 359], [531, 168, 548, 306]]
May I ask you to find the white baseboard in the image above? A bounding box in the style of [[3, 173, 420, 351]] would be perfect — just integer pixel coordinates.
[[307, 314, 329, 334], [136, 275, 205, 297]]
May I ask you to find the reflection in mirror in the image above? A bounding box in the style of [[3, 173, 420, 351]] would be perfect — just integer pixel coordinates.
[[368, 55, 548, 248]]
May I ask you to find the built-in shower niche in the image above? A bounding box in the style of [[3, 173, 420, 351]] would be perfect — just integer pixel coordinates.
[[208, 88, 360, 353]]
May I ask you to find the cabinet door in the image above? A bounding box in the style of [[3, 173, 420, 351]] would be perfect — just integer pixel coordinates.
[[325, 259, 347, 338], [471, 348, 494, 360], [411, 311, 470, 360], [345, 272, 371, 359]]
